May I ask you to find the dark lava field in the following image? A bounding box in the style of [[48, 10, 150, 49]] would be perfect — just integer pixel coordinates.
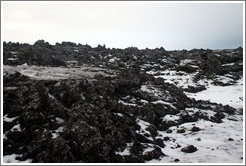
[[2, 40, 244, 163]]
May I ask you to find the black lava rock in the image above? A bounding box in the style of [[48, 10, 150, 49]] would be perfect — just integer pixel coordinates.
[[191, 126, 200, 132], [181, 145, 198, 153]]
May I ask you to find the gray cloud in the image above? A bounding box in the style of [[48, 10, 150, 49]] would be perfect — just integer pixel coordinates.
[[2, 2, 243, 50]]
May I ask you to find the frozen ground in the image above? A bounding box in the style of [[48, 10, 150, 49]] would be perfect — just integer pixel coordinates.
[[3, 64, 116, 80], [115, 75, 244, 163], [144, 68, 244, 163], [150, 116, 243, 163], [3, 154, 32, 163], [186, 78, 243, 110]]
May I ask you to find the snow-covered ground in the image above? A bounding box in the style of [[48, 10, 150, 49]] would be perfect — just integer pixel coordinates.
[[147, 70, 199, 89], [3, 65, 116, 80], [186, 78, 243, 110], [143, 68, 244, 163], [151, 116, 243, 163], [3, 154, 32, 163]]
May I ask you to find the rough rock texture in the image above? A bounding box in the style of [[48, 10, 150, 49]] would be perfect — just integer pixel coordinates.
[[3, 41, 243, 163]]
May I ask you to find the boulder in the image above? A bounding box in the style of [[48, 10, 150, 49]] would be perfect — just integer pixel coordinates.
[[181, 145, 198, 153]]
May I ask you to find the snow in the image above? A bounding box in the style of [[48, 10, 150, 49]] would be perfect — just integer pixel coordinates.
[[145, 66, 243, 110], [140, 85, 149, 92], [152, 100, 176, 109], [3, 154, 32, 163], [55, 117, 65, 124], [3, 65, 117, 80], [21, 63, 28, 67], [67, 61, 78, 64], [142, 145, 155, 154], [55, 126, 64, 132], [109, 57, 117, 63], [140, 84, 173, 103], [52, 132, 59, 139], [213, 75, 235, 84], [140, 99, 149, 104], [162, 114, 180, 122], [51, 126, 64, 139], [7, 58, 18, 61], [115, 113, 124, 117], [3, 133, 7, 139], [3, 87, 18, 91], [179, 59, 196, 66], [140, 85, 163, 97], [222, 63, 235, 66], [10, 51, 18, 55], [143, 64, 244, 163], [136, 118, 154, 141], [150, 70, 198, 89], [186, 78, 243, 110], [118, 99, 137, 107], [10, 124, 22, 132], [122, 95, 130, 100], [3, 114, 18, 122], [184, 108, 215, 118], [115, 143, 133, 156], [150, 115, 243, 163], [48, 93, 56, 100]]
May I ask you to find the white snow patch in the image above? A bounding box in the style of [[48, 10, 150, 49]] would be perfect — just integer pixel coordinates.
[[55, 117, 65, 124], [10, 51, 18, 55], [222, 63, 235, 66], [3, 65, 116, 80], [140, 99, 149, 104], [7, 58, 18, 61], [115, 143, 133, 156], [162, 114, 180, 122], [3, 133, 7, 139], [21, 63, 28, 67], [152, 100, 176, 109], [140, 85, 161, 97], [55, 126, 64, 132], [122, 95, 130, 100], [4, 87, 18, 91], [180, 59, 196, 66], [52, 132, 59, 139], [151, 115, 243, 163], [52, 126, 64, 138], [136, 118, 153, 141], [10, 124, 22, 132], [151, 70, 198, 89], [3, 154, 32, 163], [109, 57, 117, 63], [118, 100, 137, 107], [140, 85, 149, 92], [213, 75, 235, 84], [186, 78, 243, 110], [3, 114, 18, 122], [48, 93, 56, 100], [114, 113, 124, 117]]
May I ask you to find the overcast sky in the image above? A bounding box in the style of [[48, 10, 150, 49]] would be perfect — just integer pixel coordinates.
[[2, 2, 244, 50]]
